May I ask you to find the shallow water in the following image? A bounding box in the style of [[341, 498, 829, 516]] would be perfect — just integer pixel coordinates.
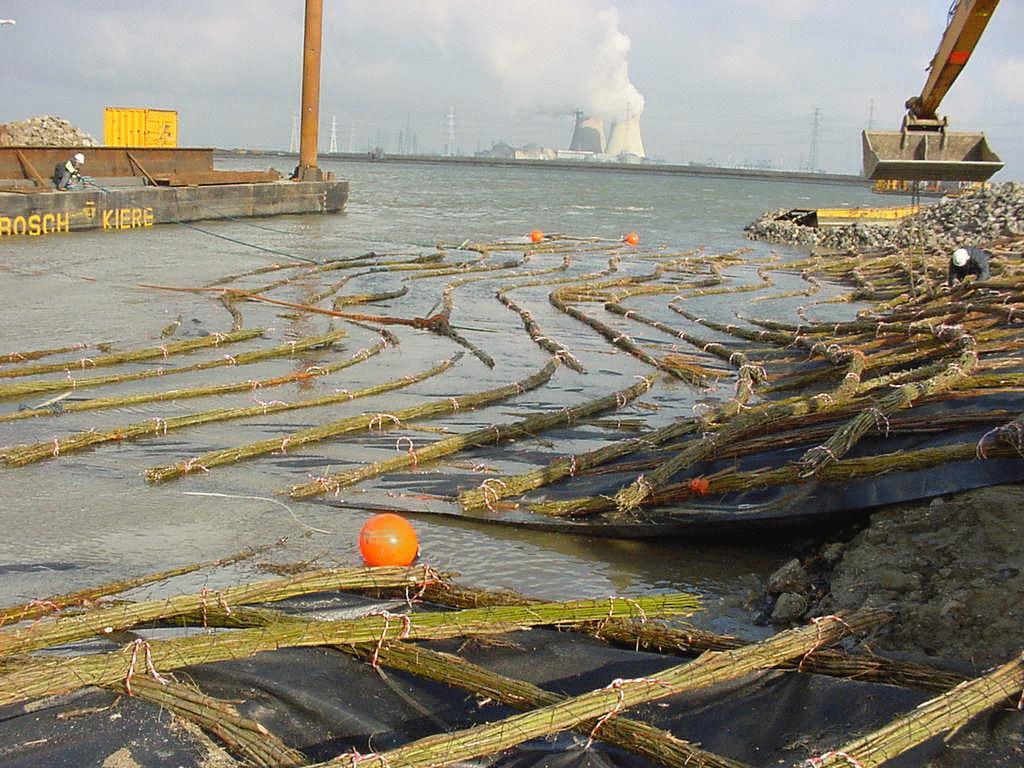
[[0, 159, 882, 636]]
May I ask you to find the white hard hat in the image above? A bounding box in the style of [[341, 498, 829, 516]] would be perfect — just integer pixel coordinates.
[[952, 248, 970, 267], [74, 153, 85, 164]]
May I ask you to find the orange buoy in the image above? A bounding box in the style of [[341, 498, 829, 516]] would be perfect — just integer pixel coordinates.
[[529, 229, 545, 244], [623, 231, 640, 246], [358, 513, 419, 566], [687, 476, 711, 496]]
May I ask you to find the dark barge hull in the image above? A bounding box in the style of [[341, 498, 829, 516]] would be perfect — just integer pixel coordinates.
[[0, 146, 347, 238]]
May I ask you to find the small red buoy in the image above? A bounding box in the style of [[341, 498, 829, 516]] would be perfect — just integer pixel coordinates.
[[623, 231, 640, 246], [359, 513, 419, 566], [529, 229, 544, 244], [687, 476, 711, 496]]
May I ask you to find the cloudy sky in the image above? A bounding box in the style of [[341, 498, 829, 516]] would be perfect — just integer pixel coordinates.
[[2, 1, 1021, 177]]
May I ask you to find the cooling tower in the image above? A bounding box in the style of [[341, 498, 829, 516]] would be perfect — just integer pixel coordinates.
[[605, 115, 645, 159], [569, 111, 606, 154]]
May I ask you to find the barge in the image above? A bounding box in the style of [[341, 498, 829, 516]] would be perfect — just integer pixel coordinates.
[[3, 0, 346, 240], [0, 146, 348, 239]]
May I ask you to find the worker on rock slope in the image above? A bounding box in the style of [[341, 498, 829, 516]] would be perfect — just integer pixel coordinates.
[[948, 247, 991, 286]]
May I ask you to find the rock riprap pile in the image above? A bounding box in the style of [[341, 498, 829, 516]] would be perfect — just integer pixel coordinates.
[[0, 115, 98, 147], [746, 182, 1024, 252]]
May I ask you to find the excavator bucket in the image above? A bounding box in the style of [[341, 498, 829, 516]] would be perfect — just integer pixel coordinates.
[[862, 130, 1003, 182]]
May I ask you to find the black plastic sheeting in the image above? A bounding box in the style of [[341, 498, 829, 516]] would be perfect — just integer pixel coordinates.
[[0, 596, 1020, 767], [313, 391, 1024, 538]]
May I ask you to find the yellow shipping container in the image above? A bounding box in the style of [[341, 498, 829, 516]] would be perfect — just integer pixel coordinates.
[[103, 107, 178, 147]]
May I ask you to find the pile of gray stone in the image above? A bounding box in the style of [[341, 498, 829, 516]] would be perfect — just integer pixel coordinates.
[[0, 115, 98, 147], [746, 181, 1024, 252]]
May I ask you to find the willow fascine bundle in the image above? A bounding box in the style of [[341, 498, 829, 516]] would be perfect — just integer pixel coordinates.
[[145, 359, 559, 483], [457, 324, 765, 513], [146, 282, 495, 368], [496, 291, 585, 372], [372, 580, 964, 694], [139, 283, 444, 328], [405, 257, 526, 281], [550, 290, 708, 386], [651, 427, 1024, 508], [582, 407, 1019, 484], [491, 258, 625, 372], [240, 252, 447, 295], [0, 334, 391, 424], [333, 285, 409, 306], [111, 675, 305, 768], [447, 255, 573, 291], [204, 259, 305, 287], [556, 332, 875, 517], [243, 254, 448, 304], [1, 342, 94, 365], [0, 594, 698, 708], [0, 545, 271, 628], [288, 372, 655, 500], [304, 271, 361, 306], [0, 565, 439, 657], [668, 304, 896, 397], [0, 328, 264, 379], [602, 302, 765, 392], [303, 611, 885, 768], [0, 328, 348, 401], [2, 353, 460, 467], [609, 370, 862, 514], [438, 258, 575, 327], [355, 641, 751, 768], [217, 292, 245, 331], [806, 652, 1024, 768], [798, 323, 977, 475]]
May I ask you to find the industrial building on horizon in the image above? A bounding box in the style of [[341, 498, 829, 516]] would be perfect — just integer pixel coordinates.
[[476, 108, 646, 163]]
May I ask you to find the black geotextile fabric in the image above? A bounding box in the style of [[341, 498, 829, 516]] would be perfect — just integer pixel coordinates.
[[340, 391, 1024, 537], [0, 601, 1021, 767]]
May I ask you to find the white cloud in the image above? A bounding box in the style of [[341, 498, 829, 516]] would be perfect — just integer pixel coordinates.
[[711, 45, 789, 84], [993, 60, 1024, 103], [327, 1, 645, 121]]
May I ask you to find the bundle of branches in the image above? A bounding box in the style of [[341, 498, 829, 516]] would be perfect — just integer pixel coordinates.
[[0, 328, 346, 401]]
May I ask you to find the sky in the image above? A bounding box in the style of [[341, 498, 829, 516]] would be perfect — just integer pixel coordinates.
[[2, 1, 1022, 178]]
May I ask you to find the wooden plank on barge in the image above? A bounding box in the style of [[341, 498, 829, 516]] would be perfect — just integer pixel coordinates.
[[151, 170, 282, 187]]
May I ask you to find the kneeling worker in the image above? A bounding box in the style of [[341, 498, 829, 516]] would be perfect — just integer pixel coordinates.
[[948, 247, 990, 286], [53, 152, 86, 191]]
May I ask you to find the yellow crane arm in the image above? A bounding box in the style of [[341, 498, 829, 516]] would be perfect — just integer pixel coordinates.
[[910, 0, 1000, 120]]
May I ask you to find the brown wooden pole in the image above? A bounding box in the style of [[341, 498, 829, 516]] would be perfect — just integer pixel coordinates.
[[298, 0, 323, 180]]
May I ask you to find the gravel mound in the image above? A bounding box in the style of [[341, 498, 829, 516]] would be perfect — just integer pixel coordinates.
[[745, 182, 1024, 252], [0, 115, 99, 147]]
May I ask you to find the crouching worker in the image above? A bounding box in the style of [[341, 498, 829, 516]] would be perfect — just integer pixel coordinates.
[[948, 246, 991, 286], [53, 152, 86, 191]]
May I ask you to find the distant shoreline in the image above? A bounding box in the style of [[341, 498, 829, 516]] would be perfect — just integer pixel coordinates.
[[216, 149, 871, 188]]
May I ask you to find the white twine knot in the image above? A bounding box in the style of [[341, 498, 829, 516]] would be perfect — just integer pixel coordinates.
[[124, 639, 167, 696]]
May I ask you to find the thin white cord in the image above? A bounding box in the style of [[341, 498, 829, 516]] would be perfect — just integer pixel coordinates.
[[182, 491, 331, 535]]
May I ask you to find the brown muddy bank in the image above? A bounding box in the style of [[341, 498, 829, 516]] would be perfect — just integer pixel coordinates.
[[757, 484, 1024, 667]]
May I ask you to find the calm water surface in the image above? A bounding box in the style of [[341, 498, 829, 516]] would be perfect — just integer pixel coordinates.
[[0, 160, 882, 635]]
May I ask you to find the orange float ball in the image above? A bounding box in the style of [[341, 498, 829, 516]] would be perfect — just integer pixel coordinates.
[[358, 513, 419, 566], [529, 229, 545, 244], [623, 231, 640, 246]]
